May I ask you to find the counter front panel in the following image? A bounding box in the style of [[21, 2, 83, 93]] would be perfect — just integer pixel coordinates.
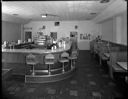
[[2, 42, 72, 75]]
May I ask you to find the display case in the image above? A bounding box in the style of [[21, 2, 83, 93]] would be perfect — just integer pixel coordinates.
[[36, 35, 46, 45]]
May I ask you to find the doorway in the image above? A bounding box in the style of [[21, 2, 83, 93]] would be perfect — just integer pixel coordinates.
[[70, 31, 78, 50], [70, 31, 78, 41], [25, 31, 32, 41]]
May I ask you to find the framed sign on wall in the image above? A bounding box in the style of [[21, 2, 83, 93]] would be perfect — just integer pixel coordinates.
[[75, 25, 78, 29], [42, 25, 45, 29], [80, 33, 91, 40], [55, 22, 60, 26]]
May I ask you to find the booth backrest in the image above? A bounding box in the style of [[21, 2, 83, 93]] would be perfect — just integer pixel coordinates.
[[109, 47, 120, 52], [109, 52, 127, 65]]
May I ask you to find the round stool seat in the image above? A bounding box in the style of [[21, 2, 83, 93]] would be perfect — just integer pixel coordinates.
[[69, 50, 78, 69], [69, 56, 77, 60], [26, 54, 38, 64], [45, 53, 55, 75], [26, 54, 38, 76], [59, 52, 69, 73], [45, 61, 54, 65], [59, 59, 69, 63]]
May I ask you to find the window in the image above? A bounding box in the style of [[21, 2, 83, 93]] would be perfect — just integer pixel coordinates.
[[55, 22, 60, 26]]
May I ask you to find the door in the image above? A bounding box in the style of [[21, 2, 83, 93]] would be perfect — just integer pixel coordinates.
[[70, 31, 78, 42], [25, 31, 32, 41], [70, 31, 78, 50]]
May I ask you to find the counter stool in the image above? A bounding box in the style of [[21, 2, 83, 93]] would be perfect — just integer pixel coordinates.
[[26, 54, 38, 76], [69, 50, 78, 69], [59, 52, 69, 73], [45, 53, 55, 75]]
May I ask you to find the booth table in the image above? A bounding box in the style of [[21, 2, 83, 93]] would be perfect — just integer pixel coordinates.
[[116, 62, 127, 71], [103, 53, 110, 59]]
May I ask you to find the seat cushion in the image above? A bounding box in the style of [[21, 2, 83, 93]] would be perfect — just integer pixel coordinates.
[[111, 64, 126, 72], [101, 55, 109, 61], [69, 56, 77, 60], [59, 59, 69, 63], [27, 62, 37, 65], [45, 62, 54, 65]]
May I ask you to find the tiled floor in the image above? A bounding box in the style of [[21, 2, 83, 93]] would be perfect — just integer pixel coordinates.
[[2, 50, 127, 99]]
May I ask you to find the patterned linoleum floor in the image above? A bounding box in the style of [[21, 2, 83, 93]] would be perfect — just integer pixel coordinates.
[[2, 51, 127, 99]]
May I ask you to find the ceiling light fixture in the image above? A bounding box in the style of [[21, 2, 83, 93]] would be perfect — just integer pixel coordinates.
[[100, 0, 110, 3], [41, 14, 47, 18], [90, 13, 97, 15], [13, 14, 18, 16]]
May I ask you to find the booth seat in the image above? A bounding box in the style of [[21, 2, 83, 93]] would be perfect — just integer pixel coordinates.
[[91, 41, 108, 63], [100, 46, 120, 61], [93, 41, 105, 56], [90, 40, 127, 62], [98, 40, 126, 62], [107, 51, 127, 79], [90, 40, 96, 54], [98, 45, 110, 64]]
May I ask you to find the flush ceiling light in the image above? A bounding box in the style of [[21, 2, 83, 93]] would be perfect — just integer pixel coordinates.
[[41, 14, 47, 18]]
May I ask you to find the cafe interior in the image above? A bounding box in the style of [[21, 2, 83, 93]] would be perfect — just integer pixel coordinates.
[[2, 0, 127, 99]]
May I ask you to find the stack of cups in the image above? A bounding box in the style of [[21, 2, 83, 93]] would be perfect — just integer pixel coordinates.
[[28, 39, 31, 42], [63, 41, 65, 49], [58, 42, 61, 48], [18, 40, 21, 44], [52, 46, 54, 50]]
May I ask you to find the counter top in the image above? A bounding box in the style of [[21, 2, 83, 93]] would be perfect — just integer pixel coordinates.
[[2, 42, 71, 54]]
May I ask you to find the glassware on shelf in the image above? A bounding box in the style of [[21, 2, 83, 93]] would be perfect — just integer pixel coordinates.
[[8, 43, 12, 49], [54, 46, 56, 49], [11, 41, 16, 49], [28, 38, 32, 42], [2, 44, 6, 50]]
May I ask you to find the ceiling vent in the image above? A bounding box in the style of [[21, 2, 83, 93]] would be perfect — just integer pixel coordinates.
[[90, 13, 97, 15], [100, 0, 110, 3], [13, 14, 18, 16]]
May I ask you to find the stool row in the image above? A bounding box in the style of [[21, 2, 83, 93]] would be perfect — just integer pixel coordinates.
[[26, 50, 78, 76]]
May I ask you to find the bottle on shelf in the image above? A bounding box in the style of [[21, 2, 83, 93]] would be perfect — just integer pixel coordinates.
[[28, 38, 32, 42], [63, 41, 66, 49], [18, 40, 21, 44]]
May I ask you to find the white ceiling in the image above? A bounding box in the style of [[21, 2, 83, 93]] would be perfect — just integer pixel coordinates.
[[2, 0, 117, 22], [93, 0, 127, 23]]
